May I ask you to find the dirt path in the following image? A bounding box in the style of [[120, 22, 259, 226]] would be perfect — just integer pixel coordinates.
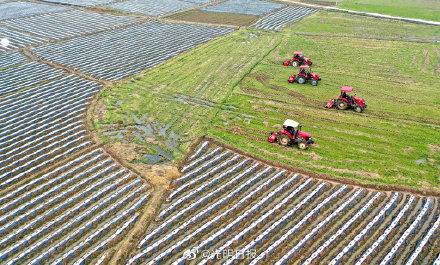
[[107, 164, 179, 265]]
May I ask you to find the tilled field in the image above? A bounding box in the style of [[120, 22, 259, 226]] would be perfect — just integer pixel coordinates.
[[128, 141, 440, 265]]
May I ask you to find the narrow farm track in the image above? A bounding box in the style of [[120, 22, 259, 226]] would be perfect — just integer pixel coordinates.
[[126, 141, 440, 265]]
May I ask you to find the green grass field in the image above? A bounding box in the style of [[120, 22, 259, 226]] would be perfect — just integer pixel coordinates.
[[292, 11, 440, 41], [95, 11, 440, 191], [314, 0, 440, 21]]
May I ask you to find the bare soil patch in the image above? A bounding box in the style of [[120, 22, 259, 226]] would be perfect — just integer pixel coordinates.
[[297, 0, 337, 6], [164, 10, 260, 27]]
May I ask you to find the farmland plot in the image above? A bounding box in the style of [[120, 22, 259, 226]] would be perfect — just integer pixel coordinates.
[[0, 28, 46, 53], [0, 1, 69, 21], [0, 51, 28, 69], [251, 6, 317, 30], [0, 147, 151, 265], [37, 0, 115, 7], [183, 0, 216, 3], [0, 61, 66, 95], [108, 0, 200, 17], [128, 141, 440, 265], [0, 10, 141, 41], [32, 21, 233, 81], [0, 75, 101, 188], [201, 0, 286, 16]]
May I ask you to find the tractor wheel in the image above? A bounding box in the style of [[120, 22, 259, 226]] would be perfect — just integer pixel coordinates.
[[297, 76, 306, 84], [311, 80, 318, 86], [297, 139, 308, 150], [337, 99, 348, 110], [354, 105, 364, 113], [291, 61, 298, 67], [277, 133, 292, 146]]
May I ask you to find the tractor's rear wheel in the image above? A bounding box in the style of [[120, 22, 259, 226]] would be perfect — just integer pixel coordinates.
[[277, 133, 292, 146], [297, 76, 306, 84], [297, 139, 308, 150], [311, 80, 318, 86], [292, 61, 298, 67], [337, 99, 348, 110], [354, 105, 363, 113]]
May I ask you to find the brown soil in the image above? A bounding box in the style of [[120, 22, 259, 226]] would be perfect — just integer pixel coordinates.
[[164, 10, 260, 27]]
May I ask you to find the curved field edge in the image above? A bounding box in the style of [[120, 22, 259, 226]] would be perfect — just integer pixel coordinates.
[[93, 13, 440, 193]]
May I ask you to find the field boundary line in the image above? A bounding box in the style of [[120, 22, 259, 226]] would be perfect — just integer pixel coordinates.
[[277, 0, 440, 26], [157, 0, 228, 19], [196, 136, 440, 198], [158, 17, 240, 29], [20, 47, 112, 86]]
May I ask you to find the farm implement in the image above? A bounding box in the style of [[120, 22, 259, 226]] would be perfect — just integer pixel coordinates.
[[326, 86, 367, 113], [288, 65, 321, 86], [268, 119, 314, 149], [283, 51, 312, 67]]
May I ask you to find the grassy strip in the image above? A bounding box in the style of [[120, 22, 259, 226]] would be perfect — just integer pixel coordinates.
[[97, 13, 440, 191]]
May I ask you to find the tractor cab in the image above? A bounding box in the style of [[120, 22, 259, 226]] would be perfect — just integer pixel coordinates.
[[293, 51, 303, 60], [282, 119, 300, 137], [339, 86, 354, 103], [299, 65, 310, 77]]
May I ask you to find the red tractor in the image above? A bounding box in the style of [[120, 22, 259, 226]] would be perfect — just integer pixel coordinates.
[[268, 119, 314, 150], [283, 51, 312, 67], [325, 86, 367, 113], [288, 65, 321, 86]]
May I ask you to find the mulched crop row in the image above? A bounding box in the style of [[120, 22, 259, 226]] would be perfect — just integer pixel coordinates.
[[128, 142, 440, 265], [0, 10, 140, 41], [32, 21, 233, 81]]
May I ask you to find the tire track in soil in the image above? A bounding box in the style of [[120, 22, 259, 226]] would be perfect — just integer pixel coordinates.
[[241, 82, 440, 127]]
